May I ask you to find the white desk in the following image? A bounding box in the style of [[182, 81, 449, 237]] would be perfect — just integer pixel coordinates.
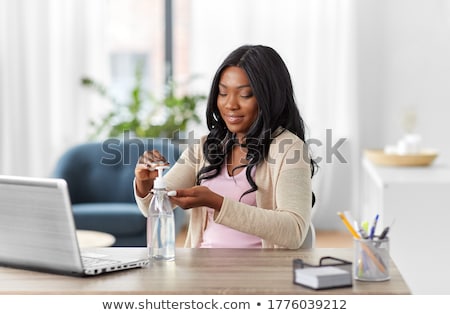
[[362, 158, 450, 294]]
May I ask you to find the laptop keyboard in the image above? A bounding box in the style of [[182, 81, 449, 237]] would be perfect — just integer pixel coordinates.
[[82, 256, 121, 268]]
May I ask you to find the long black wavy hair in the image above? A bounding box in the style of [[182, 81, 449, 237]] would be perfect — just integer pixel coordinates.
[[196, 45, 317, 206]]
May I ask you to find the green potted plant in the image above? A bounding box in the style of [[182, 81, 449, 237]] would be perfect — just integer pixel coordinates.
[[81, 65, 206, 139]]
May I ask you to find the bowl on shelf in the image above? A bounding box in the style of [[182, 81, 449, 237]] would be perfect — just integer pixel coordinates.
[[364, 149, 438, 167]]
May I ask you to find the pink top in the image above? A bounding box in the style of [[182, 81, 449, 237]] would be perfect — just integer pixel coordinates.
[[200, 164, 261, 248]]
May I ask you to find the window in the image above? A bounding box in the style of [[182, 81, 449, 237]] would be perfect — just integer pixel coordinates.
[[106, 0, 190, 100]]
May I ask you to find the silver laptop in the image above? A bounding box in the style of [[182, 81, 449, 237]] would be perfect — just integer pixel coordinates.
[[0, 175, 149, 276]]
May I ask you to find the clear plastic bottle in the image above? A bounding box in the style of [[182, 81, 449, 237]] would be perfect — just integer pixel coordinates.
[[147, 166, 175, 261]]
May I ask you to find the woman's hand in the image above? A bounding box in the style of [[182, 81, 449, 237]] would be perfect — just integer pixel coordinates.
[[135, 150, 169, 197], [169, 186, 224, 211]]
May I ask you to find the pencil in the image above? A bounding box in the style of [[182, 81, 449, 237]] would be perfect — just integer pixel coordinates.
[[361, 242, 386, 273], [337, 212, 361, 239]]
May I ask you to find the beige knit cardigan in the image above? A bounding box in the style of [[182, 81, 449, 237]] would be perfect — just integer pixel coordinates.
[[135, 129, 312, 249]]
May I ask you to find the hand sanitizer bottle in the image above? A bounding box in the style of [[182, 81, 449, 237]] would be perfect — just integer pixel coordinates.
[[147, 165, 175, 261]]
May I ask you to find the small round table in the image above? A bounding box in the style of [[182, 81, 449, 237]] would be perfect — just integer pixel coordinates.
[[76, 230, 116, 248]]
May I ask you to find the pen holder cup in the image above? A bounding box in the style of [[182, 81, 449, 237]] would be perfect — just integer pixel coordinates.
[[353, 237, 390, 281]]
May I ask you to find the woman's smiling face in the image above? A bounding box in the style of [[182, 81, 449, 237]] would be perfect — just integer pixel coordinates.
[[217, 66, 259, 142]]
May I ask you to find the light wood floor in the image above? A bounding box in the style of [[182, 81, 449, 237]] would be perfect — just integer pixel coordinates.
[[314, 230, 353, 248], [176, 227, 352, 248]]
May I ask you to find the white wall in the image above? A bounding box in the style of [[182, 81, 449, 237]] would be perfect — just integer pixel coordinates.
[[308, 0, 450, 229], [357, 0, 450, 163], [385, 1, 450, 163]]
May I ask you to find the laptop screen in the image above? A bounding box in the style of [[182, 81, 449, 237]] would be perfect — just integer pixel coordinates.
[[0, 175, 84, 275]]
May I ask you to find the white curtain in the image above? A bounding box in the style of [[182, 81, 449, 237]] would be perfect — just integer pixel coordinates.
[[300, 1, 360, 229], [0, 0, 107, 177]]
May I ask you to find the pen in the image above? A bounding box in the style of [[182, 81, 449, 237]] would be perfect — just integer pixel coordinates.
[[344, 211, 358, 231], [379, 218, 395, 240], [361, 220, 369, 234], [337, 212, 360, 239], [379, 226, 390, 239], [358, 226, 369, 239], [369, 214, 379, 239]]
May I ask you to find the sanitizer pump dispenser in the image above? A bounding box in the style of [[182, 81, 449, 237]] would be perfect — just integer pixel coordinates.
[[147, 165, 175, 261]]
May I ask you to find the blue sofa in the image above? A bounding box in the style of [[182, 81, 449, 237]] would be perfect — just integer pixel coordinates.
[[52, 138, 185, 247]]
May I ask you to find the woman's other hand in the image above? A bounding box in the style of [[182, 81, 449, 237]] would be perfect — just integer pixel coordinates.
[[168, 186, 224, 211]]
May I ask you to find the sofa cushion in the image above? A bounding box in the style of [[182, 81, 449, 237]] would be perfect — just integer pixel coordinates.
[[72, 203, 146, 236]]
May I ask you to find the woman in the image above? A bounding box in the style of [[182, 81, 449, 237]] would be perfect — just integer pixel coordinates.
[[134, 44, 316, 249]]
